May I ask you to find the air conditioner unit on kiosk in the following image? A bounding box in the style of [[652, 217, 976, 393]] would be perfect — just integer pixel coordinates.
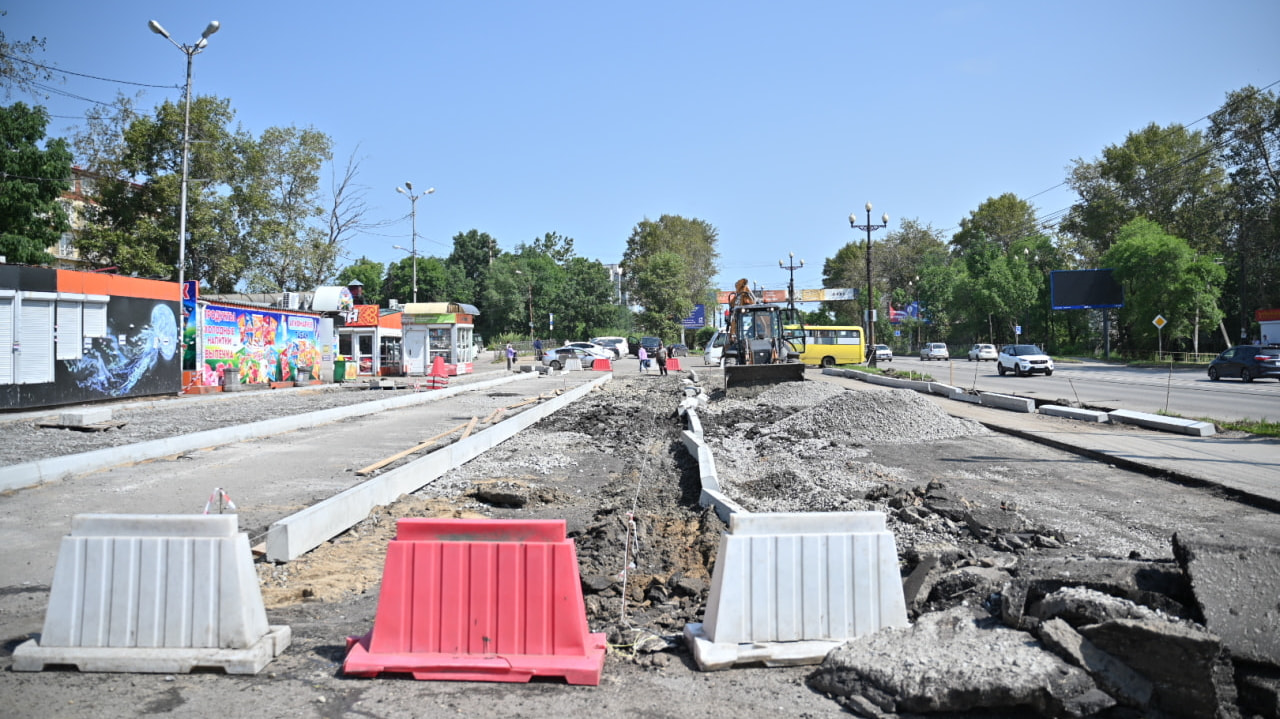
[[389, 299, 401, 310], [281, 292, 300, 310]]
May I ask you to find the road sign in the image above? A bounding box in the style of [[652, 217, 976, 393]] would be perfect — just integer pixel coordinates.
[[1152, 315, 1167, 329]]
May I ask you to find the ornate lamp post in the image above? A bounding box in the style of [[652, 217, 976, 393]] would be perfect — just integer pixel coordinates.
[[779, 252, 804, 311], [148, 18, 220, 290], [395, 183, 434, 303], [849, 202, 890, 366]]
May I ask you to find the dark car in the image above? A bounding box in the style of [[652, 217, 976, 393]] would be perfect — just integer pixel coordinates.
[[638, 336, 661, 356], [669, 343, 689, 357], [1207, 345, 1280, 382]]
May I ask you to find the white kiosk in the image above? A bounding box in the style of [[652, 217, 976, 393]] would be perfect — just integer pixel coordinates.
[[402, 302, 479, 375]]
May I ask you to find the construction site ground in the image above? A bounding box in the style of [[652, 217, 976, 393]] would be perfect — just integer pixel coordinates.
[[0, 356, 1277, 718]]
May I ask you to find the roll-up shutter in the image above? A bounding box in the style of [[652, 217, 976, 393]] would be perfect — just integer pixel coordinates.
[[83, 298, 108, 338], [56, 301, 83, 360], [18, 297, 55, 384], [0, 296, 13, 385]]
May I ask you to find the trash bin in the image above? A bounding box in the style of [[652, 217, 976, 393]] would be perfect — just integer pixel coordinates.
[[333, 358, 346, 383]]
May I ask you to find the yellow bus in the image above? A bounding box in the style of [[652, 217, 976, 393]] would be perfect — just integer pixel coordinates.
[[793, 325, 866, 367]]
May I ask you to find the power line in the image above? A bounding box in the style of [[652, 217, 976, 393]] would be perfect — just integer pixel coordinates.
[[0, 51, 178, 89]]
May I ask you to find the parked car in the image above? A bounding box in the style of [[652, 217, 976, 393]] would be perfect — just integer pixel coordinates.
[[591, 336, 629, 357], [997, 344, 1054, 376], [669, 343, 689, 357], [638, 336, 662, 357], [703, 330, 727, 365], [541, 347, 609, 370], [968, 343, 997, 362], [566, 341, 620, 359], [1207, 344, 1280, 382], [920, 343, 949, 361], [873, 344, 893, 362]]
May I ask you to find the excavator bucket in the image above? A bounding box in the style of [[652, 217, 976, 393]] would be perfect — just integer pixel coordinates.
[[723, 362, 805, 395]]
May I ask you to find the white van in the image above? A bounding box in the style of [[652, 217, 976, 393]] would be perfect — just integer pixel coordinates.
[[703, 330, 727, 365]]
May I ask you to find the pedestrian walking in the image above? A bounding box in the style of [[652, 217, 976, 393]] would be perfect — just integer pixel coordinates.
[[637, 346, 649, 373], [656, 343, 668, 376], [505, 343, 516, 371], [533, 338, 543, 357]]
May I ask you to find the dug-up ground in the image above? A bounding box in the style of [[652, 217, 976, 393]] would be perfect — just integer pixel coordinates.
[[4, 371, 1279, 719]]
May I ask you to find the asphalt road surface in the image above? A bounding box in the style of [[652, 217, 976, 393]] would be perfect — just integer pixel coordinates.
[[913, 357, 1279, 422]]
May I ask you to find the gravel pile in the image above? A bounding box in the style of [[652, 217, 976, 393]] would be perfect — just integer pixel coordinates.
[[699, 379, 986, 514]]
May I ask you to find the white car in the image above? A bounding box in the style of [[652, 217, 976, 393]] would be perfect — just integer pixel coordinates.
[[703, 330, 727, 365], [565, 341, 620, 360], [920, 343, 949, 361], [967, 343, 997, 362], [997, 344, 1054, 376], [590, 336, 629, 358], [542, 347, 611, 370]]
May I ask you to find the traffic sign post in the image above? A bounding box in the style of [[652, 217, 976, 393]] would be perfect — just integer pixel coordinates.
[[1153, 315, 1167, 358]]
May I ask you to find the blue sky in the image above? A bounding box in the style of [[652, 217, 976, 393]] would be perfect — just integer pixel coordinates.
[[7, 1, 1278, 294]]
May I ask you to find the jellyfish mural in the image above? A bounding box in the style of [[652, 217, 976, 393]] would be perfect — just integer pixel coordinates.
[[68, 303, 180, 397]]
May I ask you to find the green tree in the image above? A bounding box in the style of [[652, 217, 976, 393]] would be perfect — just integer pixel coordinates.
[[335, 257, 386, 307], [952, 193, 1042, 255], [1062, 123, 1228, 263], [386, 255, 464, 307], [1209, 85, 1280, 329], [621, 215, 718, 328], [552, 256, 626, 340], [0, 102, 70, 264], [0, 14, 55, 99], [236, 125, 334, 292], [445, 229, 500, 304], [1101, 218, 1226, 354]]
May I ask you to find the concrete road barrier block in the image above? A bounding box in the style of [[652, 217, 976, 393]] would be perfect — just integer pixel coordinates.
[[978, 392, 1036, 413], [1039, 405, 1110, 423], [12, 514, 290, 674], [1108, 409, 1215, 436], [59, 407, 113, 426], [685, 511, 909, 670]]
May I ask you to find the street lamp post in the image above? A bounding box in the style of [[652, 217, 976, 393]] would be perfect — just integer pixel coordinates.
[[849, 202, 890, 367], [395, 182, 434, 303], [779, 252, 804, 311], [148, 18, 220, 290]]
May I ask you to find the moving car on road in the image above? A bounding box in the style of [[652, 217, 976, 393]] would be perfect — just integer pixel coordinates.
[[968, 343, 997, 362], [873, 344, 893, 362], [1207, 344, 1280, 382], [669, 343, 689, 357], [591, 337, 629, 358], [997, 344, 1054, 376], [920, 343, 949, 361]]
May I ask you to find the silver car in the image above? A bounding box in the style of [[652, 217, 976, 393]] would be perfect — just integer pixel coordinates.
[[920, 343, 949, 361], [967, 343, 997, 361]]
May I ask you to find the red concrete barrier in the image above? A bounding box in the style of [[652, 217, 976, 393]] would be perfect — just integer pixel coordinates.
[[592, 358, 613, 371], [667, 357, 683, 371], [343, 518, 607, 685]]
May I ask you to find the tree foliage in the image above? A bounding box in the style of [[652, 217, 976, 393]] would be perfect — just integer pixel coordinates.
[[0, 102, 70, 264], [621, 215, 718, 336], [0, 14, 55, 99], [334, 257, 385, 307], [1101, 218, 1225, 351]]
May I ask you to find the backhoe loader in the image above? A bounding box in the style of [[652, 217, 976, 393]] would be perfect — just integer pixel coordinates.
[[721, 279, 806, 394]]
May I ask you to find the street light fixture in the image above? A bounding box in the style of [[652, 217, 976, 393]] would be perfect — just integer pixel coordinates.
[[849, 202, 890, 367], [148, 18, 220, 290], [779, 252, 804, 311], [395, 183, 434, 303]]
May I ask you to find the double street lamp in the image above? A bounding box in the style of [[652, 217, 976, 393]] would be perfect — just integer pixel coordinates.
[[394, 182, 434, 303], [148, 18, 220, 290], [849, 202, 890, 367], [779, 252, 804, 311]]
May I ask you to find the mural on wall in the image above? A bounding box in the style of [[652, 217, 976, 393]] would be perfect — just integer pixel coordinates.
[[201, 304, 320, 384], [66, 302, 180, 397]]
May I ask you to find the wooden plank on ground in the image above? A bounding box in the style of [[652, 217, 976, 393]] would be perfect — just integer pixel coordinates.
[[355, 421, 470, 476], [459, 416, 479, 440]]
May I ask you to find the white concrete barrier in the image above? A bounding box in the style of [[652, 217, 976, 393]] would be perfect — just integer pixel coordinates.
[[12, 514, 290, 674], [685, 511, 908, 670], [265, 374, 612, 561], [977, 391, 1036, 413], [1039, 405, 1110, 423], [1108, 409, 1215, 436]]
